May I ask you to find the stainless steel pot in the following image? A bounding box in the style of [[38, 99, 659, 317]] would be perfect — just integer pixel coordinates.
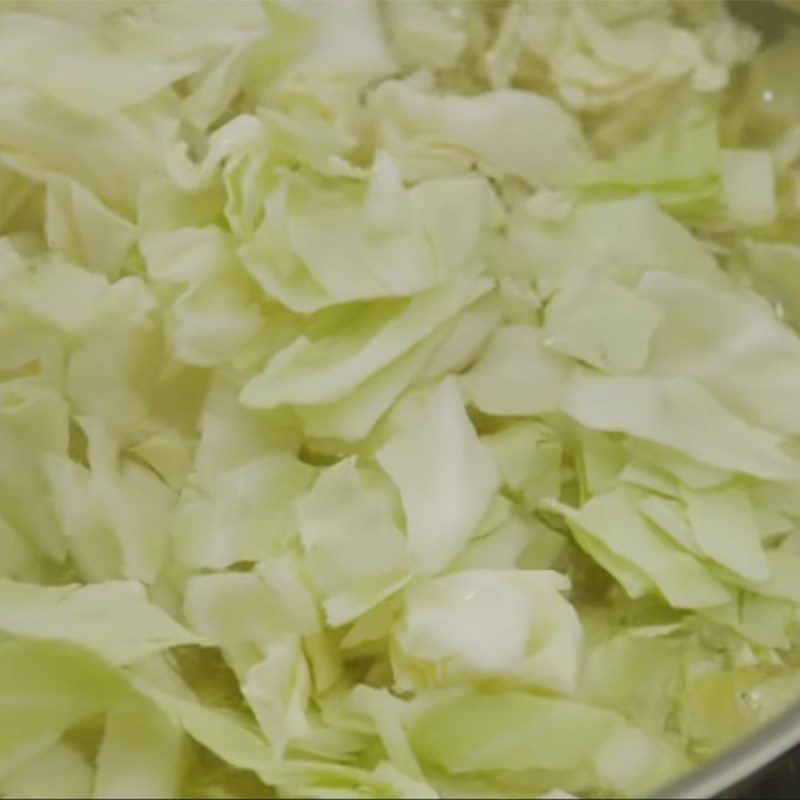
[[650, 701, 800, 798]]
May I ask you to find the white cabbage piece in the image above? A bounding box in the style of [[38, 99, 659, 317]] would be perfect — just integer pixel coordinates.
[[393, 569, 582, 694], [377, 378, 499, 575], [0, 578, 201, 664], [294, 457, 413, 625], [370, 81, 589, 185]]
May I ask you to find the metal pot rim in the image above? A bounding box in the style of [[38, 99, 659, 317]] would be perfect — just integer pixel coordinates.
[[650, 700, 800, 799]]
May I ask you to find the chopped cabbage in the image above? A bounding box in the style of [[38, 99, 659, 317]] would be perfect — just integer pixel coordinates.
[[0, 2, 799, 799]]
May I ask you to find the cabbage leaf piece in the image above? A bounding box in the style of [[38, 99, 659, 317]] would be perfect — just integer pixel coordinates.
[[393, 569, 581, 694], [377, 378, 499, 575]]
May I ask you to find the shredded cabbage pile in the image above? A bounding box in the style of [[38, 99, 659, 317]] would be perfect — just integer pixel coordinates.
[[2, 1, 800, 798]]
